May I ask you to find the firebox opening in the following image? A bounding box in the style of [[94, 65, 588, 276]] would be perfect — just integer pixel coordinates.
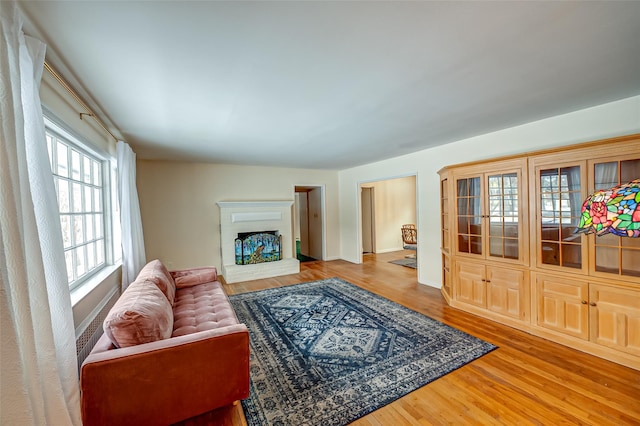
[[235, 231, 282, 265]]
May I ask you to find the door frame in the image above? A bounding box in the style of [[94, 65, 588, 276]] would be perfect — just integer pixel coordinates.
[[357, 173, 419, 264]]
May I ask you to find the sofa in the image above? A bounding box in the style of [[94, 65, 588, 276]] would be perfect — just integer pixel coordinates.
[[80, 260, 250, 426]]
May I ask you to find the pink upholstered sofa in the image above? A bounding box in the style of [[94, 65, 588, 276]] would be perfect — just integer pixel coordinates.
[[80, 260, 250, 426]]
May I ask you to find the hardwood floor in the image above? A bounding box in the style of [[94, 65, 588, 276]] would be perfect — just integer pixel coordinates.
[[179, 252, 640, 426]]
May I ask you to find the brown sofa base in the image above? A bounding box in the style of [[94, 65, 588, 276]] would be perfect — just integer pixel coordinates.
[[81, 324, 249, 426], [80, 261, 250, 426]]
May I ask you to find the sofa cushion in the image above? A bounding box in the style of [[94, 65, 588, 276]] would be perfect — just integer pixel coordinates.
[[170, 267, 217, 289], [172, 281, 238, 337], [137, 259, 176, 305], [103, 280, 174, 348]]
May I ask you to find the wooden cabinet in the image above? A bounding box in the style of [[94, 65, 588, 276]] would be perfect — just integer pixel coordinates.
[[440, 175, 453, 302], [456, 261, 486, 307], [440, 133, 640, 370], [590, 284, 640, 357], [486, 266, 528, 320], [535, 274, 589, 340], [535, 273, 640, 362], [446, 158, 530, 326], [456, 260, 528, 322]]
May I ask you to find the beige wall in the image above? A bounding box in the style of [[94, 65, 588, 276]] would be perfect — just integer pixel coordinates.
[[339, 95, 640, 288], [362, 176, 416, 253], [136, 161, 340, 271]]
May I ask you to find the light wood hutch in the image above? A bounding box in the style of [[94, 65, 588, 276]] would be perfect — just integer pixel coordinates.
[[439, 134, 640, 370]]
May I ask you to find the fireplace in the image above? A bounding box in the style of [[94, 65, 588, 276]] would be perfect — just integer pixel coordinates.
[[217, 201, 300, 283]]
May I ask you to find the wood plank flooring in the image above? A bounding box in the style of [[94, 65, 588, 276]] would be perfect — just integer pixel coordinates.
[[177, 252, 640, 426]]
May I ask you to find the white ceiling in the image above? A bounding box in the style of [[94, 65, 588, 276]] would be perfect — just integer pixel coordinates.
[[18, 1, 640, 170]]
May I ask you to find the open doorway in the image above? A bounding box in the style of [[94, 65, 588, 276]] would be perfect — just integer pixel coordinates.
[[294, 186, 324, 262], [359, 175, 417, 266]]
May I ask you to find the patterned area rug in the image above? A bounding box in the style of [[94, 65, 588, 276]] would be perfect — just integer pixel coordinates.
[[389, 258, 417, 269], [229, 278, 496, 426]]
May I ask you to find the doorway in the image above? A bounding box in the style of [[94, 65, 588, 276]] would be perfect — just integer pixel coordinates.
[[294, 185, 324, 261], [358, 175, 417, 261]]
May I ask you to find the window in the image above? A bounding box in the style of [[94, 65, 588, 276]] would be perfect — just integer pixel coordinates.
[[45, 121, 113, 290]]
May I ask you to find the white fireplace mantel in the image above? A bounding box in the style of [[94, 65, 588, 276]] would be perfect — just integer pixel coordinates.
[[217, 200, 299, 283], [217, 201, 294, 209]]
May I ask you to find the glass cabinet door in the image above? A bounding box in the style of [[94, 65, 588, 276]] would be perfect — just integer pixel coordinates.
[[456, 177, 482, 255], [456, 168, 524, 262], [441, 177, 450, 253], [591, 158, 640, 277], [487, 172, 519, 260], [538, 166, 583, 269]]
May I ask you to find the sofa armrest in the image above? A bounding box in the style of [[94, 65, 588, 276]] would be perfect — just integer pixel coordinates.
[[169, 266, 218, 288], [81, 324, 250, 426]]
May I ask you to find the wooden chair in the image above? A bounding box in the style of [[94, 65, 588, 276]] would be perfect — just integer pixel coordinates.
[[401, 225, 417, 258]]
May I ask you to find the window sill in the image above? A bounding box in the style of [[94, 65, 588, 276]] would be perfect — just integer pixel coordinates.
[[71, 262, 121, 307]]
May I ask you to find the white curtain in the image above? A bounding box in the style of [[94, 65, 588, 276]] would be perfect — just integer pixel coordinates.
[[117, 140, 146, 289], [594, 162, 618, 190], [0, 1, 81, 424]]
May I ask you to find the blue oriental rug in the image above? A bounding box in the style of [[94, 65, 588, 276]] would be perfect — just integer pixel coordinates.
[[229, 278, 496, 426]]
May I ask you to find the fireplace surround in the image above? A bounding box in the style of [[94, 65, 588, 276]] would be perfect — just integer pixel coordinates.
[[217, 201, 300, 283]]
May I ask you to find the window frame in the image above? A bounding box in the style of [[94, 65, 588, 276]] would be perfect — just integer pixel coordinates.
[[43, 113, 118, 292]]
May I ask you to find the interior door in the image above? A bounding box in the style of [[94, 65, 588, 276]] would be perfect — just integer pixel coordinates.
[[361, 187, 374, 253], [307, 187, 323, 260], [297, 192, 310, 257]]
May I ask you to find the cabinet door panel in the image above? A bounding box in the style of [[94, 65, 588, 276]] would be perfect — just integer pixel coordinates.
[[487, 267, 526, 320], [487, 172, 521, 261], [456, 176, 483, 256], [442, 254, 452, 299], [536, 164, 586, 271], [590, 284, 640, 356], [536, 275, 589, 340], [456, 261, 486, 308], [588, 156, 640, 281]]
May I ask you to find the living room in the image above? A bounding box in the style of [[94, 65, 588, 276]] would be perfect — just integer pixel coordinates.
[[2, 1, 640, 425]]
